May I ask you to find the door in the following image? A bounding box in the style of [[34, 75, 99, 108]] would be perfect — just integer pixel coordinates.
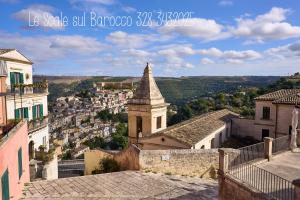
[[1, 169, 9, 200], [261, 129, 269, 141]]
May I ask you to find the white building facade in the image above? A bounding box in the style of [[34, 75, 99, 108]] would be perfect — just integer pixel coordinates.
[[0, 49, 49, 159]]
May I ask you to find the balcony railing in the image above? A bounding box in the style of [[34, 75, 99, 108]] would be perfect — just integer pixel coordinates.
[[28, 117, 48, 133], [7, 81, 48, 95]]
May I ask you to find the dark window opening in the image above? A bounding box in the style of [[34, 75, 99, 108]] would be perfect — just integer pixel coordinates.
[[136, 116, 143, 137], [211, 138, 215, 148], [262, 107, 270, 120], [219, 132, 223, 147], [261, 129, 269, 141], [156, 116, 162, 129]]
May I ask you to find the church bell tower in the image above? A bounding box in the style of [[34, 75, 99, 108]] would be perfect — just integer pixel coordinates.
[[127, 63, 169, 144]]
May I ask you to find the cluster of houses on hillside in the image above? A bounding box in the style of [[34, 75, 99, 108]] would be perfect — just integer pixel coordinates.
[[49, 84, 133, 159]]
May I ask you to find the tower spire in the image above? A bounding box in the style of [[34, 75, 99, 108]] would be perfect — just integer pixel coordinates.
[[129, 63, 166, 105]]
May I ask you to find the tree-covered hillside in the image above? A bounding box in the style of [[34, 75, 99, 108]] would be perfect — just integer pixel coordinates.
[[36, 75, 282, 107]]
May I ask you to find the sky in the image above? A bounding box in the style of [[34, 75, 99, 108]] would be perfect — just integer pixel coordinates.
[[0, 0, 300, 76]]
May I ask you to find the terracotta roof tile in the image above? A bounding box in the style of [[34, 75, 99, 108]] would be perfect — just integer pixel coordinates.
[[142, 109, 239, 146], [255, 89, 300, 105], [0, 49, 14, 55]]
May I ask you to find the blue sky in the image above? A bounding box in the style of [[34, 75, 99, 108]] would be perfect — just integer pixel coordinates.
[[0, 0, 300, 76]]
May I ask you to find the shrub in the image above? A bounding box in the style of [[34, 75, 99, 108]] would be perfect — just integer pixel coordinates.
[[99, 157, 120, 173]]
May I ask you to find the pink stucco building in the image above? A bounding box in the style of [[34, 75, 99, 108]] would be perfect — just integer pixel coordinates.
[[0, 60, 29, 200], [0, 122, 29, 200]]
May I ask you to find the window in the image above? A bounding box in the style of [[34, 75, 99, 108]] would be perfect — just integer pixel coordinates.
[[14, 107, 29, 119], [18, 148, 23, 179], [43, 136, 47, 146], [226, 127, 229, 138], [219, 132, 223, 146], [210, 138, 215, 148], [10, 72, 24, 92], [289, 125, 292, 135], [261, 129, 269, 141], [262, 107, 270, 120], [1, 169, 9, 200], [136, 116, 143, 135], [32, 104, 43, 120], [201, 145, 205, 149], [156, 116, 162, 129]]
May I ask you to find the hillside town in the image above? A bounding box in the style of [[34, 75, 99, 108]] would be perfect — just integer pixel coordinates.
[[1, 51, 300, 199], [49, 85, 133, 159]]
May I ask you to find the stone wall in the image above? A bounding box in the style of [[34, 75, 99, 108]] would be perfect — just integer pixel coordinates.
[[139, 149, 219, 178], [42, 155, 58, 180], [83, 145, 241, 179], [219, 174, 268, 200], [114, 145, 140, 170], [84, 149, 113, 175]]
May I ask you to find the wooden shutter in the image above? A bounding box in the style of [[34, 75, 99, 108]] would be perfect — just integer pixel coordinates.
[[19, 73, 24, 84], [10, 72, 15, 92], [39, 104, 43, 118], [18, 148, 23, 179], [24, 107, 29, 119], [32, 105, 37, 120], [15, 109, 20, 119], [1, 169, 10, 200]]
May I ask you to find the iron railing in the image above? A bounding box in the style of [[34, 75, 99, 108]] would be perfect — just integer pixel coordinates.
[[58, 159, 85, 178], [7, 81, 48, 95], [28, 117, 48, 133], [273, 135, 290, 154], [229, 142, 265, 168], [229, 163, 294, 200]]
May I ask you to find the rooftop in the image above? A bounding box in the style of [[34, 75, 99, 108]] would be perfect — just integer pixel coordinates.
[[0, 48, 14, 55], [255, 89, 300, 105], [21, 171, 217, 199], [141, 109, 238, 146]]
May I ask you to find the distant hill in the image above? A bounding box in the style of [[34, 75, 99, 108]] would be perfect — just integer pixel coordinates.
[[35, 75, 282, 106], [265, 72, 300, 92]]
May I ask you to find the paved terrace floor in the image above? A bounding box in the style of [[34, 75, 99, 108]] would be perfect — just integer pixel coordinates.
[[21, 171, 217, 200], [258, 150, 300, 182]]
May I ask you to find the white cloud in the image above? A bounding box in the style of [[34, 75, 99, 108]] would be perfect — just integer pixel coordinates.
[[13, 4, 64, 30], [225, 59, 244, 64], [199, 48, 223, 57], [121, 49, 152, 57], [199, 48, 261, 59], [218, 0, 233, 6], [106, 31, 169, 48], [158, 18, 230, 41], [265, 41, 300, 59], [122, 6, 136, 13], [201, 58, 215, 65], [199, 47, 262, 64], [0, 32, 105, 63], [69, 0, 111, 15], [157, 45, 196, 57], [81, 0, 115, 5], [232, 7, 300, 42]]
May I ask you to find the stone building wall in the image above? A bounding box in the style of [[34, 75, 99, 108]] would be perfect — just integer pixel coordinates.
[[139, 149, 219, 177], [232, 118, 255, 138], [219, 174, 268, 200]]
